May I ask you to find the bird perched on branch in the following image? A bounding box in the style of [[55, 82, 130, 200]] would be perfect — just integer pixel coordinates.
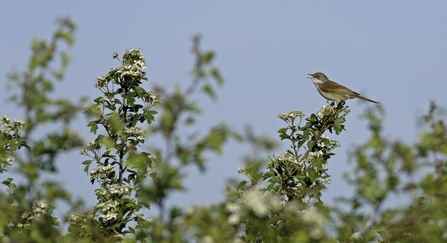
[[308, 72, 379, 104]]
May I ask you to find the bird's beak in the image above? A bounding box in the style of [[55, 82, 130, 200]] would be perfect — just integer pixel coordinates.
[[307, 74, 313, 78]]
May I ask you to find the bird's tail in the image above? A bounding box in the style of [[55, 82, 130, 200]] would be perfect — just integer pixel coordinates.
[[356, 95, 379, 104]]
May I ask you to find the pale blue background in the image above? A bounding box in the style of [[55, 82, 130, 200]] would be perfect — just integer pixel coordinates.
[[1, 2, 446, 219]]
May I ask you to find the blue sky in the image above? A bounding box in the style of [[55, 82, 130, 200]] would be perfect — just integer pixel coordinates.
[[1, 2, 447, 216]]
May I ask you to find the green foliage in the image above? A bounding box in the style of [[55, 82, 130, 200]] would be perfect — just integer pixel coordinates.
[[3, 18, 447, 243], [334, 101, 447, 242], [78, 48, 158, 238], [270, 104, 349, 203], [1, 17, 85, 243], [145, 35, 239, 200], [218, 104, 349, 242], [7, 17, 84, 172]]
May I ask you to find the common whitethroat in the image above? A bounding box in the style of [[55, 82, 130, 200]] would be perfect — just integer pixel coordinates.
[[308, 72, 379, 104]]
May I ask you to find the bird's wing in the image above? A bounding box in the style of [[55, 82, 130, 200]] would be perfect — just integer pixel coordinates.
[[321, 81, 359, 95]]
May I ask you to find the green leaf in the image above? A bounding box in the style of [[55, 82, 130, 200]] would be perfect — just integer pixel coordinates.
[[320, 136, 330, 145], [2, 178, 13, 186], [134, 86, 146, 98], [201, 51, 215, 64], [333, 121, 344, 135], [201, 84, 216, 100], [297, 139, 306, 149], [237, 180, 248, 190], [277, 127, 288, 134], [82, 160, 92, 173], [127, 152, 152, 173], [309, 113, 318, 124], [303, 129, 310, 140], [87, 120, 98, 134], [147, 110, 158, 115], [114, 98, 122, 105], [108, 112, 123, 133], [107, 170, 116, 179], [93, 96, 104, 103], [307, 140, 314, 149], [145, 113, 155, 125], [210, 67, 224, 85], [127, 94, 136, 107], [102, 150, 111, 157]]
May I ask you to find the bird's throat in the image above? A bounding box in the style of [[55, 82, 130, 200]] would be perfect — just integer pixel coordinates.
[[311, 78, 325, 85]]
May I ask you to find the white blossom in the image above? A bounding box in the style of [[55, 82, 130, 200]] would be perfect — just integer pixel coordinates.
[[275, 152, 303, 166], [302, 207, 326, 239], [2, 115, 10, 123], [226, 202, 243, 225], [307, 151, 324, 161], [317, 102, 334, 119], [237, 167, 246, 174], [243, 189, 282, 217], [90, 164, 114, 180], [317, 177, 331, 185], [201, 236, 214, 243], [95, 200, 120, 221], [278, 110, 305, 120]]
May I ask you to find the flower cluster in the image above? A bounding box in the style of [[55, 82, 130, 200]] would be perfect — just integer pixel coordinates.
[[95, 200, 120, 221], [116, 64, 144, 81], [306, 151, 324, 161], [143, 90, 160, 104], [301, 207, 326, 239], [317, 177, 331, 185], [320, 135, 340, 150], [90, 164, 114, 181], [278, 110, 305, 121], [123, 49, 146, 70], [273, 151, 304, 167], [237, 167, 245, 174], [94, 76, 107, 88], [225, 202, 243, 225], [34, 200, 48, 216], [225, 190, 283, 226], [80, 140, 101, 156], [18, 200, 49, 227], [317, 102, 335, 119], [68, 212, 88, 233], [3, 155, 14, 166], [1, 115, 25, 166], [124, 126, 145, 142], [243, 189, 282, 217], [95, 184, 132, 197], [94, 48, 147, 89], [1, 115, 25, 135]]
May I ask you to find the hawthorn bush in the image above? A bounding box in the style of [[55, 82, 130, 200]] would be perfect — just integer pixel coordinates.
[[1, 18, 447, 243]]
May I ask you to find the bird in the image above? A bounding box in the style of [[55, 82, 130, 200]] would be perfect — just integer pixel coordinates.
[[308, 72, 379, 104]]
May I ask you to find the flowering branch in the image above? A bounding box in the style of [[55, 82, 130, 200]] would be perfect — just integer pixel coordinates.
[[272, 103, 349, 203], [80, 49, 159, 236]]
